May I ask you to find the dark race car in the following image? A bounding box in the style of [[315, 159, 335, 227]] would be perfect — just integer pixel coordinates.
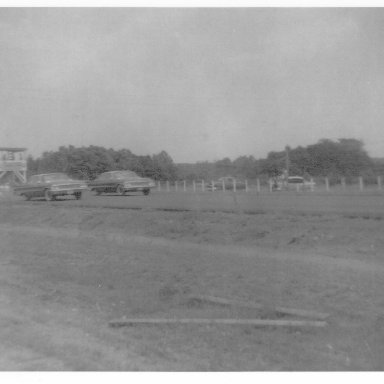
[[13, 173, 88, 201], [88, 170, 156, 196]]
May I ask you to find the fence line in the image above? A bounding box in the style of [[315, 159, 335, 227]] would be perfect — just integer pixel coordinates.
[[154, 176, 384, 194]]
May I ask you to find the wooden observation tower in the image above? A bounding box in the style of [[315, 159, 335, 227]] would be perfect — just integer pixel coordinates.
[[0, 147, 27, 184]]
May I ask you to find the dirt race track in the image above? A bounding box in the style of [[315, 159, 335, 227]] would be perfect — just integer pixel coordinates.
[[9, 189, 384, 216], [1, 190, 384, 370]]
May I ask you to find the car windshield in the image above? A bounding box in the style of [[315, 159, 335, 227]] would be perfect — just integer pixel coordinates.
[[113, 171, 138, 178], [43, 174, 70, 182]]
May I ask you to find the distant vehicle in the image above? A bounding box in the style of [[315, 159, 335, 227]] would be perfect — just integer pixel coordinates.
[[206, 176, 246, 191], [286, 176, 316, 190], [88, 170, 155, 196], [13, 173, 88, 201], [287, 176, 305, 184]]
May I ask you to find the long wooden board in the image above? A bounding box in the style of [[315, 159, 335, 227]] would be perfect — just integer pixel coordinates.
[[189, 295, 330, 320], [109, 318, 327, 328]]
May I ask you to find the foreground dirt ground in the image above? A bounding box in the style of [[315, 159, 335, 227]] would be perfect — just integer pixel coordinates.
[[1, 200, 384, 370]]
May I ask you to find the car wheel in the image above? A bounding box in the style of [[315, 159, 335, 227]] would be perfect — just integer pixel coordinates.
[[74, 192, 82, 200], [92, 189, 101, 196], [143, 188, 150, 196], [44, 190, 54, 201], [24, 194, 32, 201], [117, 185, 126, 195]]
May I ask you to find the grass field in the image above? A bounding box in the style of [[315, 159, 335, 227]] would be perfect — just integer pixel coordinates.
[[1, 191, 384, 370]]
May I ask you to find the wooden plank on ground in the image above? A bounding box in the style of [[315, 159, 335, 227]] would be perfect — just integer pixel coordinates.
[[189, 295, 330, 320], [109, 318, 327, 328]]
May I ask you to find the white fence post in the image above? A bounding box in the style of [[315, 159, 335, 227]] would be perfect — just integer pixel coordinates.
[[202, 180, 205, 192], [257, 178, 261, 193], [359, 176, 364, 192], [183, 180, 187, 192], [233, 179, 237, 193], [222, 179, 225, 192], [341, 177, 346, 190], [269, 179, 273, 192], [378, 176, 382, 191], [193, 180, 196, 193], [245, 179, 248, 192], [325, 177, 330, 192], [166, 180, 170, 192], [157, 181, 161, 192], [211, 180, 215, 192]]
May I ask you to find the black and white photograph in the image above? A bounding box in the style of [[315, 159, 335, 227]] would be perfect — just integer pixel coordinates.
[[1, 2, 384, 374]]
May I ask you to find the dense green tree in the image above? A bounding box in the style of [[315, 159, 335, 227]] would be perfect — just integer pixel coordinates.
[[260, 150, 286, 177], [152, 151, 178, 181], [27, 146, 178, 181], [306, 138, 372, 177], [258, 138, 373, 179], [232, 156, 259, 179]]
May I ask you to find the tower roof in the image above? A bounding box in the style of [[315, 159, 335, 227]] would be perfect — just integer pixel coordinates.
[[0, 147, 27, 152]]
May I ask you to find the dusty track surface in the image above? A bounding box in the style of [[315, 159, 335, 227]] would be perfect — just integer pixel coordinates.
[[1, 196, 384, 370], [8, 189, 384, 216]]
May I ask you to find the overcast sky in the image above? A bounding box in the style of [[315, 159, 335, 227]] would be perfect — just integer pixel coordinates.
[[1, 8, 384, 162]]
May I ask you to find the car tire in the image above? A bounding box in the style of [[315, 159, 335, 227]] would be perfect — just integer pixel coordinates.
[[117, 185, 126, 196], [24, 194, 32, 201], [44, 190, 54, 202], [92, 189, 101, 196], [143, 188, 150, 196], [74, 192, 82, 200]]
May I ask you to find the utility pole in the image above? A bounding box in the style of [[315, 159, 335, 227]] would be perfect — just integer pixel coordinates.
[[285, 146, 290, 177]]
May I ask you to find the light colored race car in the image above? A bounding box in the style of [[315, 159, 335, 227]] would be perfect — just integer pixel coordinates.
[[88, 170, 156, 196], [13, 173, 88, 201]]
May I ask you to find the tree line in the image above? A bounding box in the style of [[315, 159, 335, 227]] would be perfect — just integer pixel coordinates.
[[27, 146, 178, 181], [179, 139, 378, 183], [26, 138, 382, 182]]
